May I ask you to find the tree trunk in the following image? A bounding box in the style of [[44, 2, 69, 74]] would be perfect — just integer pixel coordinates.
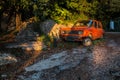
[[16, 13, 21, 29], [0, 15, 2, 33], [0, 10, 4, 33]]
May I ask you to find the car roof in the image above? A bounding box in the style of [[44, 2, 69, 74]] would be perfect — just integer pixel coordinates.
[[76, 19, 99, 22]]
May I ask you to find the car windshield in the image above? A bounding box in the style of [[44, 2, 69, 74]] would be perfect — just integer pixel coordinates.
[[73, 20, 93, 27]]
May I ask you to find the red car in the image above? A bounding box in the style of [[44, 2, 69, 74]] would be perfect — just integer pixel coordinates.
[[59, 20, 104, 46]]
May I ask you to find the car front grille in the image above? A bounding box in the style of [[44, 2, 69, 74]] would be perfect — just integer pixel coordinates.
[[69, 31, 79, 34], [66, 36, 79, 41], [65, 30, 81, 34]]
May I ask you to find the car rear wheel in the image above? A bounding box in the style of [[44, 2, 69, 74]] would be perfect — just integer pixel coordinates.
[[83, 37, 92, 46], [101, 34, 104, 39]]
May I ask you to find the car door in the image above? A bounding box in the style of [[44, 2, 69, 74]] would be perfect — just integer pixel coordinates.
[[97, 21, 104, 38], [93, 21, 103, 39], [90, 21, 100, 39]]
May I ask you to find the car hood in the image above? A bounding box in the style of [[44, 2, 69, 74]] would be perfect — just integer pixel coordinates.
[[60, 26, 88, 31]]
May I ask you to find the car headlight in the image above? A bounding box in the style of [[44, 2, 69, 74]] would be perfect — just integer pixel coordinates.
[[61, 31, 65, 34], [78, 31, 83, 34]]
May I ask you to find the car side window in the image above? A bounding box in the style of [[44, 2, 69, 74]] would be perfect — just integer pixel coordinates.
[[88, 20, 93, 27]]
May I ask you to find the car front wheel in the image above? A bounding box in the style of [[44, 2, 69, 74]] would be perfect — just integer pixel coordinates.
[[83, 37, 92, 46]]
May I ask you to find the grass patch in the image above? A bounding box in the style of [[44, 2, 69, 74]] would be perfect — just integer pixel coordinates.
[[57, 41, 80, 49], [93, 38, 105, 45], [37, 34, 80, 50], [37, 34, 53, 47]]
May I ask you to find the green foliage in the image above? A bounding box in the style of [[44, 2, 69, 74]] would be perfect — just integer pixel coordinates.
[[1, 0, 120, 21], [31, 0, 50, 21], [48, 0, 96, 23], [93, 38, 105, 45], [37, 34, 53, 47], [88, 0, 99, 18], [57, 41, 79, 49], [50, 3, 71, 23], [0, 0, 111, 23], [1, 0, 120, 32]]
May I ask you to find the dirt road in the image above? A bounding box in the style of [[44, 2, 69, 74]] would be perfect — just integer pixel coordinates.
[[16, 32, 120, 80]]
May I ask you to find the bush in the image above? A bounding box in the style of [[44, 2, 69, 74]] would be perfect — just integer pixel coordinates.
[[37, 34, 53, 47]]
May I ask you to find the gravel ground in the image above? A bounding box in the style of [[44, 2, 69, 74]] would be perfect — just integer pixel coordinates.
[[17, 33, 120, 80], [0, 32, 120, 80], [0, 53, 17, 66]]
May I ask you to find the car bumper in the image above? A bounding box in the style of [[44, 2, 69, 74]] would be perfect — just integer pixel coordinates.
[[60, 35, 83, 41]]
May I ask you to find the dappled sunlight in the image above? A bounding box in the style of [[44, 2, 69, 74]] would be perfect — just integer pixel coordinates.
[[48, 23, 61, 39], [17, 47, 88, 80], [92, 46, 108, 65], [0, 47, 42, 79], [10, 50, 42, 80], [18, 41, 44, 51], [0, 53, 17, 66], [16, 50, 41, 73], [1, 0, 120, 80], [89, 34, 120, 80], [40, 20, 73, 40], [6, 41, 45, 51]]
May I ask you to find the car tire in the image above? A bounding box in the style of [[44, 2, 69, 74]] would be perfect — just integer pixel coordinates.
[[101, 34, 105, 39], [83, 37, 92, 46], [60, 38, 66, 42]]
